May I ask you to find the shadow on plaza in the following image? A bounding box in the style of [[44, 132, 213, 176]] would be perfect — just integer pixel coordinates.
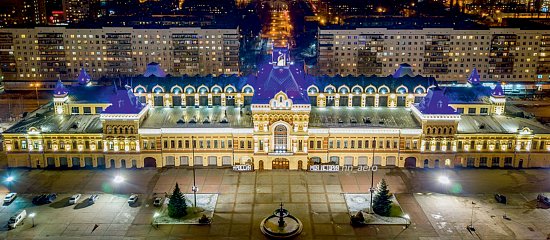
[[74, 201, 92, 209], [49, 197, 71, 209]]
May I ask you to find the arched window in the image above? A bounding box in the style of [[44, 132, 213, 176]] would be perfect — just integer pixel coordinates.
[[274, 125, 288, 152]]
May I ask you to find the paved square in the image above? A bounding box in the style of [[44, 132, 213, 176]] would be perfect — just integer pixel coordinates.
[[0, 168, 549, 239]]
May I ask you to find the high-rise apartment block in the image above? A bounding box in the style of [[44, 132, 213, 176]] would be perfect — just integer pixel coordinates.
[[0, 26, 240, 90], [318, 27, 550, 83]]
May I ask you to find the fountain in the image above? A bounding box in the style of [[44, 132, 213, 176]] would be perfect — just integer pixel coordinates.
[[260, 203, 303, 238]]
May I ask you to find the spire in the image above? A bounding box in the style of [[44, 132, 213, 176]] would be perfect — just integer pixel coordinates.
[[468, 68, 480, 85], [392, 63, 413, 78], [77, 68, 91, 85], [54, 79, 68, 96], [102, 88, 145, 114], [492, 82, 505, 97], [143, 62, 167, 77], [417, 87, 457, 114]]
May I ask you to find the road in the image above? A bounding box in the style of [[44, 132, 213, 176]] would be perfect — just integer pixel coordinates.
[[0, 166, 549, 239]]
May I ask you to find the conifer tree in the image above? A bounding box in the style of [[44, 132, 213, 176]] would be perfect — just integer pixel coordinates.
[[372, 178, 392, 216], [168, 183, 187, 218]]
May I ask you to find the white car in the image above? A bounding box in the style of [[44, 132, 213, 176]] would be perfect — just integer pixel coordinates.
[[69, 194, 81, 204], [128, 194, 138, 204], [8, 209, 26, 229], [4, 193, 17, 203]]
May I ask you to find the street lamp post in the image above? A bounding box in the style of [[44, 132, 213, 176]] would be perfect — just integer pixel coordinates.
[[192, 136, 197, 208], [6, 176, 14, 192], [30, 83, 40, 109], [29, 212, 36, 227], [113, 175, 124, 194], [369, 137, 376, 214], [152, 212, 159, 228]]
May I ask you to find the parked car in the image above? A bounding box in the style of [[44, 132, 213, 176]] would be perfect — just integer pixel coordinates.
[[8, 209, 26, 229], [47, 193, 57, 203], [88, 194, 99, 204], [128, 194, 138, 204], [4, 193, 17, 203], [32, 194, 46, 205], [153, 197, 163, 207], [537, 194, 550, 206], [69, 194, 81, 204], [494, 194, 507, 204]]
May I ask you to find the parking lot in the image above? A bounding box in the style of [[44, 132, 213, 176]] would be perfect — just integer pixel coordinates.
[[0, 168, 549, 239]]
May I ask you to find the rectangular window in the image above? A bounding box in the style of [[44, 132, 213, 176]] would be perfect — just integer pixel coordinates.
[[170, 140, 175, 148], [344, 141, 348, 148], [199, 141, 204, 148], [163, 140, 168, 148], [85, 141, 90, 149], [479, 157, 487, 167], [83, 107, 91, 114], [221, 140, 225, 148], [358, 140, 362, 148], [504, 157, 513, 167], [365, 140, 369, 148], [351, 140, 355, 149], [329, 140, 334, 149], [310, 141, 314, 149], [143, 140, 148, 149], [228, 140, 232, 148], [298, 140, 302, 151], [393, 140, 398, 148], [406, 140, 410, 149], [178, 140, 182, 148], [336, 140, 341, 148], [240, 141, 244, 149], [317, 141, 321, 149], [71, 107, 79, 114], [98, 141, 103, 149], [47, 141, 52, 149], [95, 107, 102, 114], [413, 141, 417, 149], [491, 157, 500, 167], [207, 140, 211, 148], [21, 140, 27, 149], [185, 140, 190, 148], [468, 108, 476, 114], [214, 140, 218, 148], [457, 108, 464, 114], [480, 108, 488, 114], [259, 140, 263, 151], [247, 141, 252, 149]]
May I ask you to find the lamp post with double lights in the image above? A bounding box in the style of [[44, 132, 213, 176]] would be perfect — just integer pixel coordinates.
[[192, 136, 198, 207], [369, 137, 376, 213], [30, 82, 40, 109]]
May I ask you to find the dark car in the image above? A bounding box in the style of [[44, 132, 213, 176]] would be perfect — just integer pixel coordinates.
[[494, 194, 507, 204], [537, 194, 550, 206], [32, 194, 47, 205], [47, 193, 57, 203]]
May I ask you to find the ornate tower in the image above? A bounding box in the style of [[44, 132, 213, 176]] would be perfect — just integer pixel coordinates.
[[53, 79, 69, 115]]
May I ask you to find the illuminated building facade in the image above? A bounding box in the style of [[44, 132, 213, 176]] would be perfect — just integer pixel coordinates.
[[0, 26, 240, 90], [3, 49, 550, 170], [318, 27, 550, 84]]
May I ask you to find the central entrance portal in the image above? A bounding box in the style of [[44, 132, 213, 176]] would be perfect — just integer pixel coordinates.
[[274, 125, 288, 152], [272, 158, 289, 169]]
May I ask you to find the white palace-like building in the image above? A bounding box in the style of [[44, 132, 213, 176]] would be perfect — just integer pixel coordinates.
[[3, 48, 550, 170]]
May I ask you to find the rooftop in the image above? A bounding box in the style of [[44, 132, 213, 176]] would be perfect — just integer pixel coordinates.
[[457, 115, 550, 134], [309, 107, 421, 129], [4, 107, 102, 134], [140, 106, 254, 129]]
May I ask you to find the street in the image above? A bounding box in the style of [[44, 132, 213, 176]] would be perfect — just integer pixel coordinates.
[[0, 167, 549, 239]]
